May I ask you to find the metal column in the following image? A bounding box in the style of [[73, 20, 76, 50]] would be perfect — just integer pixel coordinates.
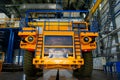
[[6, 29, 15, 63]]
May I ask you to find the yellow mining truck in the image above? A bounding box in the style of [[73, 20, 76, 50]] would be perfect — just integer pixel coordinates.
[[0, 52, 4, 72], [18, 9, 98, 78]]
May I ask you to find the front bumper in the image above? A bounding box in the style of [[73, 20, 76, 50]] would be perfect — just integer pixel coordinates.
[[33, 58, 84, 69]]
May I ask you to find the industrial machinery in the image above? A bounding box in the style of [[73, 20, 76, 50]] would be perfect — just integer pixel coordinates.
[[0, 52, 4, 72], [18, 3, 98, 78]]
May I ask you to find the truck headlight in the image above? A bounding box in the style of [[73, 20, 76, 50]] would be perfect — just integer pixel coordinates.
[[25, 36, 35, 43], [81, 36, 92, 44], [28, 36, 34, 42], [84, 37, 89, 42]]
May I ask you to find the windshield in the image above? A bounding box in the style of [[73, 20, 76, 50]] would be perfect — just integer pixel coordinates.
[[45, 36, 73, 46]]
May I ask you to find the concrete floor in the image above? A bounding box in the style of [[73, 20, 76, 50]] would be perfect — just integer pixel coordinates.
[[0, 70, 120, 80]]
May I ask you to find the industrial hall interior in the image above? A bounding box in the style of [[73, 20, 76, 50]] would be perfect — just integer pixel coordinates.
[[0, 0, 120, 80]]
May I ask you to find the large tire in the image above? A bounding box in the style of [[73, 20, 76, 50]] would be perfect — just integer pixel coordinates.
[[24, 50, 37, 77], [73, 51, 93, 78]]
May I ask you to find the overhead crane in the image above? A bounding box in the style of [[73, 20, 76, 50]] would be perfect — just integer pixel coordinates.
[[87, 0, 102, 20]]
